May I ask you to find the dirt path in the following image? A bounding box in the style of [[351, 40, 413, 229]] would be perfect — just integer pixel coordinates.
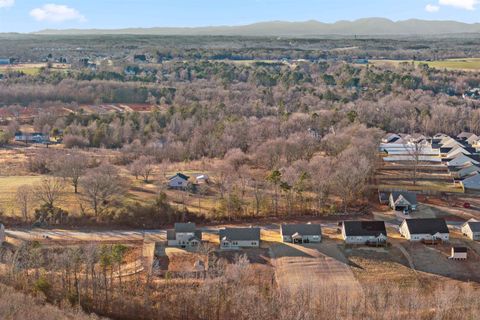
[[269, 239, 361, 294]]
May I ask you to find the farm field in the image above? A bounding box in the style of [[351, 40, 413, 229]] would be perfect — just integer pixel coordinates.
[[0, 63, 70, 75], [370, 58, 480, 71]]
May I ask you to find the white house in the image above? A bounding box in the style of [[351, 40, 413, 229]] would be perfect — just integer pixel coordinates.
[[461, 219, 480, 240], [450, 247, 467, 260], [341, 221, 387, 245], [168, 173, 190, 190], [389, 191, 418, 211], [219, 227, 260, 249], [167, 223, 202, 248], [281, 223, 322, 243], [399, 218, 449, 242], [0, 224, 5, 245]]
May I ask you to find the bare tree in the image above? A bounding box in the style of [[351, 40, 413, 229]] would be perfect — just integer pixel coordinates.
[[34, 177, 65, 207], [403, 138, 424, 186], [50, 152, 89, 193], [129, 156, 155, 182], [80, 164, 126, 216], [15, 185, 34, 221]]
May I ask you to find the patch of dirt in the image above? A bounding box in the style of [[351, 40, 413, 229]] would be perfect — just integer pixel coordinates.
[[270, 240, 361, 294]]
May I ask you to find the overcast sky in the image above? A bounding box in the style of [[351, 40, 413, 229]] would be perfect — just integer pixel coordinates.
[[0, 0, 479, 33]]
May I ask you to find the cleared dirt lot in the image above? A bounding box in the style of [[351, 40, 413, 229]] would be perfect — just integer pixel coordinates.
[[402, 240, 480, 282], [270, 239, 361, 294]]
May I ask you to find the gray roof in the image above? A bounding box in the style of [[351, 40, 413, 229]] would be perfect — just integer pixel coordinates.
[[219, 227, 260, 242], [175, 222, 196, 233], [342, 221, 387, 237], [167, 223, 202, 240], [281, 224, 321, 237], [466, 221, 480, 233], [462, 173, 480, 190], [170, 173, 189, 181], [403, 218, 449, 235], [391, 192, 418, 205]]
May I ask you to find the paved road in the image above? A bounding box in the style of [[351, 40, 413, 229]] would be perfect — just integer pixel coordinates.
[[4, 217, 465, 243], [6, 229, 167, 242]]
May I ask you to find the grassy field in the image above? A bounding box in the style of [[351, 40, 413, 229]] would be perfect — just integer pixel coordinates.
[[370, 58, 480, 71], [0, 63, 70, 76]]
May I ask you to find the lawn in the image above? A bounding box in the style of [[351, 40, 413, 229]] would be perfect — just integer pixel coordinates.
[[0, 63, 71, 76]]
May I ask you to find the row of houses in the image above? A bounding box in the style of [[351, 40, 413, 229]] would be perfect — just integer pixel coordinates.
[[167, 218, 480, 249], [434, 133, 480, 192], [380, 132, 480, 192]]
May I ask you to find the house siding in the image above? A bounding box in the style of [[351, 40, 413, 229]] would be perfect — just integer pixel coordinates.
[[282, 235, 321, 243], [221, 240, 259, 249], [169, 176, 189, 189], [0, 225, 5, 245], [462, 224, 480, 240]]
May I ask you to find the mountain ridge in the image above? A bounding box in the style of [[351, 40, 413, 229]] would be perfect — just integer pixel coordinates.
[[31, 18, 480, 36]]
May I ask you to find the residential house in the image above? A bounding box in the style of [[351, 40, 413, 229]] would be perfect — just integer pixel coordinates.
[[450, 247, 467, 260], [382, 133, 401, 144], [461, 219, 480, 240], [280, 223, 322, 243], [341, 221, 387, 245], [167, 223, 202, 248], [168, 173, 190, 190], [0, 224, 5, 245], [447, 154, 479, 168], [451, 163, 480, 180], [134, 54, 148, 63], [219, 227, 260, 249], [457, 132, 476, 141], [389, 191, 418, 212], [460, 173, 480, 192], [14, 132, 49, 144], [399, 218, 449, 242]]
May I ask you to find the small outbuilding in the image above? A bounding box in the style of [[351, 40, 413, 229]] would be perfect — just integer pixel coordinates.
[[399, 218, 449, 242], [450, 247, 467, 260], [461, 219, 480, 240], [281, 223, 322, 244], [341, 221, 387, 245]]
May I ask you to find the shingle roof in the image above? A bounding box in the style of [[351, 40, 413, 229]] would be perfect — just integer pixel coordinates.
[[343, 221, 387, 237], [391, 191, 418, 205], [174, 222, 196, 233], [219, 227, 260, 242], [403, 218, 449, 235], [170, 173, 190, 180], [466, 221, 480, 233], [453, 247, 468, 253], [281, 224, 321, 237]]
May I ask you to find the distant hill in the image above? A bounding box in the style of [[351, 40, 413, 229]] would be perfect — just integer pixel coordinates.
[[33, 18, 480, 36]]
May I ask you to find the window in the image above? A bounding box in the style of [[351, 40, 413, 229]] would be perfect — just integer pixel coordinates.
[[252, 242, 257, 245]]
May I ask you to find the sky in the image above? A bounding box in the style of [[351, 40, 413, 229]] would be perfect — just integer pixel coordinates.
[[0, 0, 479, 33]]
